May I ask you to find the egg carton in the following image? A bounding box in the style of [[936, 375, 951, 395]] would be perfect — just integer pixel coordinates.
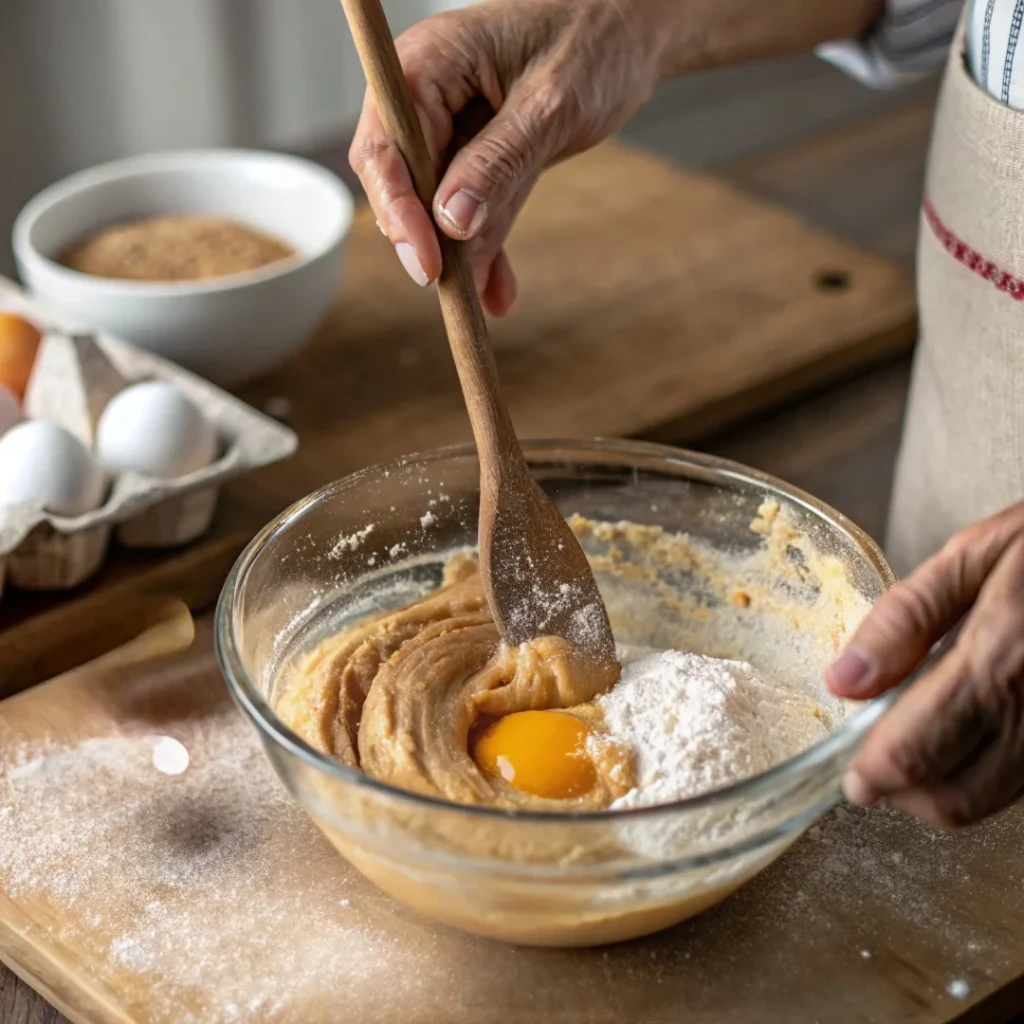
[[0, 276, 297, 595]]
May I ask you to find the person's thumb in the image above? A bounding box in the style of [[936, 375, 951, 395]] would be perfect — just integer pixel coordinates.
[[826, 526, 1004, 700], [432, 73, 570, 241]]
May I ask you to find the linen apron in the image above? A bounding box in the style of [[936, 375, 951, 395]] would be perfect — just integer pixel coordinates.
[[886, 12, 1024, 576]]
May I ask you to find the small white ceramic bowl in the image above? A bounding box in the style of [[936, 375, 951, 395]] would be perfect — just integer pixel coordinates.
[[13, 149, 353, 386]]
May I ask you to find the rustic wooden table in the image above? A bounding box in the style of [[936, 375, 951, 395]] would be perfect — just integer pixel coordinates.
[[7, 57, 1019, 1024]]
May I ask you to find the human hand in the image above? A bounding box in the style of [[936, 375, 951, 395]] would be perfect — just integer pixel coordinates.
[[826, 502, 1024, 828], [349, 0, 669, 315]]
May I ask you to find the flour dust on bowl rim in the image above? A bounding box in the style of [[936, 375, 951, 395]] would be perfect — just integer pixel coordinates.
[[215, 438, 896, 946]]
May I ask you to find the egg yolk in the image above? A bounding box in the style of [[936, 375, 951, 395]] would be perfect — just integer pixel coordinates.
[[472, 710, 597, 800]]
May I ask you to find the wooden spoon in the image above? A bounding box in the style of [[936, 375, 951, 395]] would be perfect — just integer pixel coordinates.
[[340, 0, 616, 662]]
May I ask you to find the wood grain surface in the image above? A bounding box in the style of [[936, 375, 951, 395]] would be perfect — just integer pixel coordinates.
[[0, 139, 917, 692]]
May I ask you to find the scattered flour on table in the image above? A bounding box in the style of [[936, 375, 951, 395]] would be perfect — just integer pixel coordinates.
[[151, 735, 190, 775], [595, 649, 830, 809], [0, 709, 450, 1023], [947, 978, 971, 999]]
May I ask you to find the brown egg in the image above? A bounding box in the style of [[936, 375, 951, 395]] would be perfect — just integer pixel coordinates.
[[0, 313, 42, 399]]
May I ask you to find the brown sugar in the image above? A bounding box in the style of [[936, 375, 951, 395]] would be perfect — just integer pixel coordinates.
[[61, 216, 296, 283]]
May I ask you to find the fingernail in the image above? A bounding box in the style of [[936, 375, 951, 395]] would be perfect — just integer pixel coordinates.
[[827, 647, 873, 696], [395, 242, 429, 286], [439, 189, 486, 237], [842, 769, 877, 807]]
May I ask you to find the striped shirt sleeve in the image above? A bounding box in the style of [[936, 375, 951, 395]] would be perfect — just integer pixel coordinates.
[[817, 0, 964, 88], [968, 0, 1024, 105]]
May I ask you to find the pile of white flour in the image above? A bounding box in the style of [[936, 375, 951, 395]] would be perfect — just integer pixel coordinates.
[[595, 649, 831, 808]]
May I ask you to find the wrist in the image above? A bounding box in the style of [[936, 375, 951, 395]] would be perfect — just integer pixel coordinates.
[[644, 0, 885, 80], [615, 0, 693, 86]]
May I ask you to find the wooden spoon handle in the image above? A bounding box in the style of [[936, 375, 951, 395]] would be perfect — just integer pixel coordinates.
[[340, 0, 519, 469]]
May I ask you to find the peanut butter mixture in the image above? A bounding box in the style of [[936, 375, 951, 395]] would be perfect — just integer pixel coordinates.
[[277, 556, 635, 811]]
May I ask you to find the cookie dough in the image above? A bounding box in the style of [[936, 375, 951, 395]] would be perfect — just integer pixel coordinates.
[[277, 557, 634, 811], [271, 508, 875, 945]]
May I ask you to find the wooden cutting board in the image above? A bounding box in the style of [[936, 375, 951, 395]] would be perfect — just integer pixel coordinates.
[[0, 141, 917, 693], [1, 619, 1022, 1024]]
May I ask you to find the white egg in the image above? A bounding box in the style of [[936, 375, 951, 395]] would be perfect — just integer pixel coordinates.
[[0, 385, 21, 435], [0, 420, 107, 515], [96, 381, 218, 478]]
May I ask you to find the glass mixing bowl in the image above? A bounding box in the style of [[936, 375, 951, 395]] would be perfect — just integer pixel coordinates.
[[216, 439, 896, 947]]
